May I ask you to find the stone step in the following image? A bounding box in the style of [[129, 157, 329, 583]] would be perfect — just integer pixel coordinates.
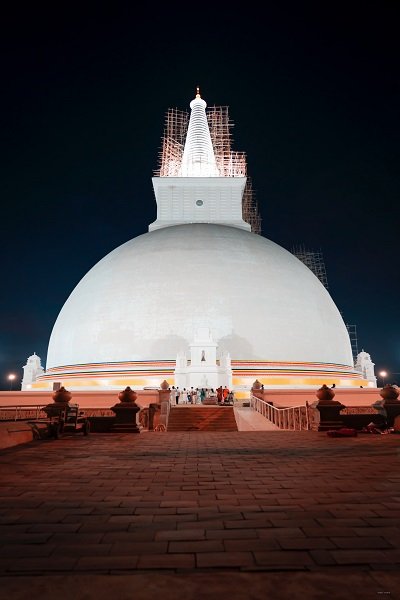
[[167, 407, 237, 432], [111, 424, 140, 433]]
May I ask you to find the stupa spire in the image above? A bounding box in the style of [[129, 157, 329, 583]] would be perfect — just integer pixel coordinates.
[[179, 89, 220, 177]]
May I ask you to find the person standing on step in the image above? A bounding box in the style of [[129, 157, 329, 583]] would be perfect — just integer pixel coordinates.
[[200, 388, 206, 404], [217, 386, 223, 404], [170, 386, 176, 406], [193, 388, 198, 404]]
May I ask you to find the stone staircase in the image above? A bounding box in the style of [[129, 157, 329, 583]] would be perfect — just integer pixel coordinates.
[[167, 406, 238, 432]]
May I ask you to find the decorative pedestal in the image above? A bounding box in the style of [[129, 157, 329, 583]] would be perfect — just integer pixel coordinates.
[[314, 385, 345, 431], [374, 385, 400, 427], [111, 387, 140, 433], [251, 380, 264, 400], [148, 403, 161, 430]]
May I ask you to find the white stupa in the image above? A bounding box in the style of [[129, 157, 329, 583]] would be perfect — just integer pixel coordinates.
[[33, 89, 370, 391]]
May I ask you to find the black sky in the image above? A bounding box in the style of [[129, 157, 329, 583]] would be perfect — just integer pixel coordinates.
[[1, 3, 399, 389]]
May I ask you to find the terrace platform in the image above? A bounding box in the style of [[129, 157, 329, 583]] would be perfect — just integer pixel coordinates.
[[0, 430, 399, 598]]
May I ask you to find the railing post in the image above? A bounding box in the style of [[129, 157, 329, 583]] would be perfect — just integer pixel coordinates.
[[314, 385, 345, 431], [305, 401, 310, 430]]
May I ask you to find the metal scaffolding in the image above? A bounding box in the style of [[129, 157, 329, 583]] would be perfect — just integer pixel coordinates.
[[293, 244, 359, 361], [207, 106, 247, 177], [242, 178, 262, 235], [291, 245, 329, 289], [345, 323, 359, 360], [155, 103, 261, 234], [156, 108, 189, 177]]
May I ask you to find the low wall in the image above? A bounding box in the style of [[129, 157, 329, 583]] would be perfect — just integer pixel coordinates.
[[259, 388, 381, 408], [0, 421, 34, 450], [0, 389, 160, 410]]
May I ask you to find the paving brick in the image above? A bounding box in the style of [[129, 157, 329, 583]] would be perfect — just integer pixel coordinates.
[[102, 530, 156, 542], [49, 533, 103, 544], [0, 532, 52, 544], [0, 544, 56, 557], [330, 550, 387, 564], [317, 518, 368, 527], [301, 527, 356, 537], [177, 520, 224, 530], [155, 529, 205, 541], [111, 541, 168, 554], [152, 514, 195, 523], [330, 537, 393, 549], [27, 523, 81, 533], [169, 540, 223, 553], [254, 550, 314, 568], [3, 556, 78, 572], [108, 515, 153, 523], [53, 544, 113, 556], [75, 555, 138, 570], [224, 538, 280, 551], [309, 549, 337, 566], [206, 529, 258, 540], [196, 551, 255, 568], [137, 553, 195, 569], [257, 527, 306, 538], [224, 519, 273, 529], [278, 538, 336, 550], [269, 518, 319, 528]]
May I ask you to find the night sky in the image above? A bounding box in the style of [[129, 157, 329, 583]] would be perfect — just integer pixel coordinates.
[[1, 4, 399, 389]]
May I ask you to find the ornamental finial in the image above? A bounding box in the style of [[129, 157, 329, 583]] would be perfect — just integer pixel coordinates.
[[196, 86, 201, 98]]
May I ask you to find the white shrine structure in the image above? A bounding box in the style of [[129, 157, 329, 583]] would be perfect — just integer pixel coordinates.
[[174, 328, 233, 390], [21, 353, 44, 390], [26, 89, 376, 391], [354, 351, 377, 386]]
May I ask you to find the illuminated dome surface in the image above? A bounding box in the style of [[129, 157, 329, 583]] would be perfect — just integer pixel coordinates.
[[46, 223, 353, 369]]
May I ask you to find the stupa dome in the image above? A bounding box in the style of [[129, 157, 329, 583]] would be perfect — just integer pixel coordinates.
[[46, 223, 352, 368]]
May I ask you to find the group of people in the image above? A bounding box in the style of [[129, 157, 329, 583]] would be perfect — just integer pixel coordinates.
[[169, 386, 234, 405]]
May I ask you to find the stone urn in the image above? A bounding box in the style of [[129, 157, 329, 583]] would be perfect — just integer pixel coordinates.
[[117, 386, 138, 404], [252, 380, 262, 391], [158, 380, 171, 412], [377, 385, 400, 427], [44, 386, 72, 418], [314, 385, 344, 431], [379, 385, 400, 402], [315, 384, 335, 402], [52, 386, 72, 404]]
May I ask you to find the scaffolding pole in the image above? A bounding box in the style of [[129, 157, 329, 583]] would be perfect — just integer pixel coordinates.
[[291, 244, 329, 289]]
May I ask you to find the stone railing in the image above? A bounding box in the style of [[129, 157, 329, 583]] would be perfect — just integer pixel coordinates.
[[250, 394, 310, 430], [0, 405, 48, 422], [0, 405, 117, 421]]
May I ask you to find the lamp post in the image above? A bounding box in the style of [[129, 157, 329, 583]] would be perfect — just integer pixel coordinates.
[[7, 373, 16, 391], [379, 370, 387, 388], [379, 371, 400, 388]]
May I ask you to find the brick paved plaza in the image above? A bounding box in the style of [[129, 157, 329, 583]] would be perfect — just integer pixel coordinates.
[[0, 431, 399, 599]]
